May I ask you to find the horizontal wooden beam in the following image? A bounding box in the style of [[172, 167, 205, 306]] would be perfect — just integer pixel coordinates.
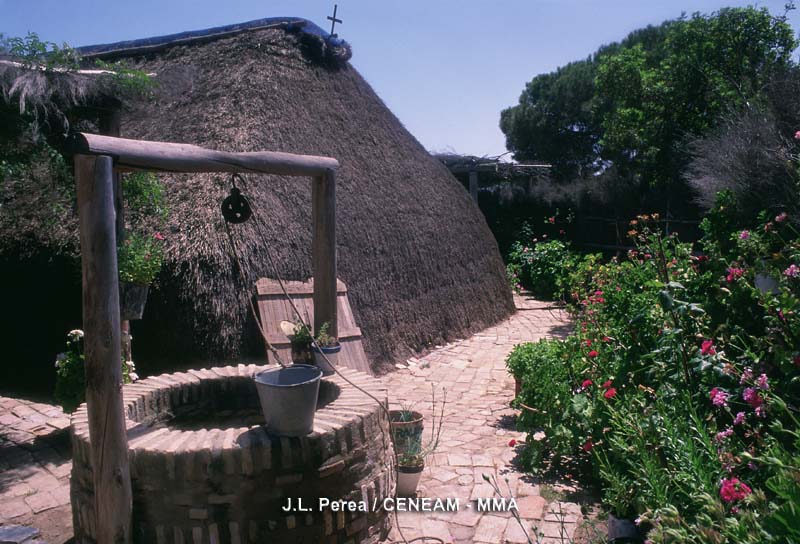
[[69, 133, 339, 177]]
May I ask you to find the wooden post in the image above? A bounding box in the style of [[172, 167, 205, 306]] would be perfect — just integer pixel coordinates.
[[469, 170, 478, 202], [312, 169, 337, 337], [75, 154, 132, 544], [98, 108, 133, 366]]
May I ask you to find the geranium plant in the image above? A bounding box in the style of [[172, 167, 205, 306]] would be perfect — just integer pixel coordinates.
[[117, 231, 165, 285]]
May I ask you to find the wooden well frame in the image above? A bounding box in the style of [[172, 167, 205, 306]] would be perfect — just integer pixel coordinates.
[[72, 132, 339, 543]]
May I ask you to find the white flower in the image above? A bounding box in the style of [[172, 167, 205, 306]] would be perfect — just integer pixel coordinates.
[[68, 329, 84, 339], [125, 360, 136, 370], [532, 431, 546, 442], [54, 352, 67, 368], [129, 372, 139, 382]]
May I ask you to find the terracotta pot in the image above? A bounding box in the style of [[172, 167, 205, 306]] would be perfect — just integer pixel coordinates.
[[119, 281, 149, 321], [291, 342, 314, 364], [396, 464, 424, 497]]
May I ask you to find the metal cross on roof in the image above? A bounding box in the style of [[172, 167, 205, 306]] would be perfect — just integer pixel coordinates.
[[327, 4, 342, 38]]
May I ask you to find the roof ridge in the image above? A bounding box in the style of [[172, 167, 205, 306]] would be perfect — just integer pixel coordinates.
[[76, 16, 345, 60]]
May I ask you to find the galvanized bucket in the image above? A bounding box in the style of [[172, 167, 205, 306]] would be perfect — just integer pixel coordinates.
[[254, 364, 322, 436]]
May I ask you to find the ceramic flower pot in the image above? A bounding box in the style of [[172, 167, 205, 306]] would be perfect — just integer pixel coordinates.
[[396, 464, 424, 497], [389, 410, 424, 456], [119, 281, 149, 321], [312, 344, 340, 376], [607, 514, 642, 543]]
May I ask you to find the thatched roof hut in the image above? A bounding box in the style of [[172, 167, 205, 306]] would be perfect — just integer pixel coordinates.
[[1, 18, 513, 384]]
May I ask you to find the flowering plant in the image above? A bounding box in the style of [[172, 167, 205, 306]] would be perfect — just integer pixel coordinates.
[[54, 330, 137, 413], [117, 231, 165, 285], [509, 201, 800, 540]]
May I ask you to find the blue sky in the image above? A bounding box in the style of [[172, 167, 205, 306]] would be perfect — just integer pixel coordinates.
[[3, 1, 798, 157]]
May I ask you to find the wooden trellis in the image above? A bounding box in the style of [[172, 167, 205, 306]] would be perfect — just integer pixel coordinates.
[[73, 132, 339, 543]]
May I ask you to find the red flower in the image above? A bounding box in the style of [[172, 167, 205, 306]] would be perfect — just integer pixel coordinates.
[[603, 388, 617, 399], [720, 478, 752, 503], [584, 339, 592, 347], [602, 380, 613, 389], [701, 340, 716, 356], [508, 439, 517, 447], [548, 216, 556, 224], [726, 267, 744, 282], [581, 440, 593, 452], [581, 379, 593, 389], [587, 350, 599, 358]]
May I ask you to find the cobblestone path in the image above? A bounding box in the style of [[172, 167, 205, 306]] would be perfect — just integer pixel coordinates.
[[382, 294, 579, 544]]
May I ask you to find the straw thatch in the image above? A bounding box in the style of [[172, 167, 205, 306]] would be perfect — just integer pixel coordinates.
[[2, 19, 513, 378]]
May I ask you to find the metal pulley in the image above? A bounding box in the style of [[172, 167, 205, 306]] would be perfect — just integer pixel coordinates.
[[221, 174, 252, 224]]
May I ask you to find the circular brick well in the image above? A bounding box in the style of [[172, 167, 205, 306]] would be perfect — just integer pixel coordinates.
[[70, 365, 394, 543]]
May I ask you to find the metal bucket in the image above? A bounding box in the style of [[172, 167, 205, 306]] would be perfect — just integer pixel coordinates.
[[254, 364, 322, 436]]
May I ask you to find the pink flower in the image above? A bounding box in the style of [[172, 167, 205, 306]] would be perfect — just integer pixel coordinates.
[[743, 388, 763, 410], [548, 216, 556, 224], [581, 379, 593, 389], [715, 427, 734, 442], [739, 230, 750, 240], [795, 131, 800, 141], [587, 350, 599, 358], [740, 368, 753, 384], [710, 387, 729, 408], [756, 374, 769, 391], [153, 232, 165, 241], [783, 264, 800, 278], [581, 440, 593, 452], [584, 339, 592, 347], [603, 387, 617, 399], [727, 267, 744, 282], [602, 380, 613, 389], [701, 340, 716, 356], [508, 439, 517, 447], [720, 478, 752, 503], [776, 212, 788, 223], [733, 412, 746, 425]]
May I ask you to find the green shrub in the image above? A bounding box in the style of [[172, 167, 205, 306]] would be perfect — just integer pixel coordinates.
[[54, 330, 136, 413], [507, 239, 575, 299]]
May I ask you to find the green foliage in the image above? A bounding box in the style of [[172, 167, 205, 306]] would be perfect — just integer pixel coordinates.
[[2, 32, 80, 71], [117, 231, 165, 285], [54, 330, 135, 413], [501, 6, 797, 192], [314, 321, 339, 348], [506, 237, 574, 299], [94, 59, 157, 98], [509, 208, 800, 541], [122, 172, 168, 222]]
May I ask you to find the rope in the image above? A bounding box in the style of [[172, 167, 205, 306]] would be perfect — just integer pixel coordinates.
[[220, 175, 432, 544]]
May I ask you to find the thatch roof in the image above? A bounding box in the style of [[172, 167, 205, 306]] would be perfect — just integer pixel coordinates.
[[2, 18, 513, 376]]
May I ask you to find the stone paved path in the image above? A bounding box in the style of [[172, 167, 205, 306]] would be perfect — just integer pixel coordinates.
[[0, 397, 72, 543], [382, 294, 578, 544], [0, 293, 578, 544]]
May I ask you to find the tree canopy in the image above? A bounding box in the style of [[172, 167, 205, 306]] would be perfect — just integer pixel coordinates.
[[500, 7, 797, 190]]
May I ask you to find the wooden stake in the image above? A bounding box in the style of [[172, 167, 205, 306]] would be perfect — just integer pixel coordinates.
[[469, 170, 479, 202], [75, 154, 132, 544], [312, 169, 337, 337]]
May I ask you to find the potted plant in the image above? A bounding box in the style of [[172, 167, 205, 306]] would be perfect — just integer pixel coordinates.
[[389, 405, 424, 457], [54, 329, 138, 413], [117, 231, 165, 320], [312, 321, 340, 376], [280, 320, 314, 364], [394, 387, 445, 496]]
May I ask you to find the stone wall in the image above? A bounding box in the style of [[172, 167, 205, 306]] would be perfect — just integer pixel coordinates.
[[70, 365, 394, 543]]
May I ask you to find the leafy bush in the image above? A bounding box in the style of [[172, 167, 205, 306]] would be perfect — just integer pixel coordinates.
[[510, 205, 800, 541], [507, 238, 574, 299], [54, 330, 137, 413]]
